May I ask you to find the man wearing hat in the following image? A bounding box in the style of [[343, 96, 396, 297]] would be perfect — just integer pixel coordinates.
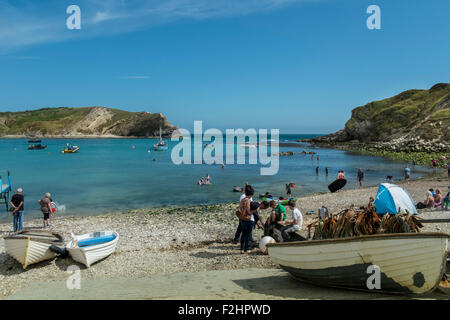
[[10, 188, 24, 232]]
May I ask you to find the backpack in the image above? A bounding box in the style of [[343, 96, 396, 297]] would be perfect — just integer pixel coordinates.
[[236, 199, 251, 221]]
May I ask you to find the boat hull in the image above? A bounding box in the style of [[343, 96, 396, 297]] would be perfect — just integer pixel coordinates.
[[267, 233, 448, 294], [67, 231, 119, 267], [4, 230, 64, 269]]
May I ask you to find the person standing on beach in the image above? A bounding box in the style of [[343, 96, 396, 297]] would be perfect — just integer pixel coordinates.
[[316, 167, 319, 175], [285, 183, 292, 198], [317, 155, 319, 161], [237, 188, 257, 254], [10, 188, 24, 232], [404, 166, 411, 183], [357, 168, 364, 188], [38, 193, 53, 228], [233, 185, 254, 244], [325, 167, 328, 176]]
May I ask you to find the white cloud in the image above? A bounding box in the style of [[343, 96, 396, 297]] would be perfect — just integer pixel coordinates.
[[0, 0, 315, 51]]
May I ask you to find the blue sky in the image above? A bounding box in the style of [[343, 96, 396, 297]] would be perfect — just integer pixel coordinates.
[[0, 0, 449, 134]]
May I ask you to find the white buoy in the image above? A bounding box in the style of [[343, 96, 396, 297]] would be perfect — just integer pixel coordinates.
[[259, 236, 275, 255]]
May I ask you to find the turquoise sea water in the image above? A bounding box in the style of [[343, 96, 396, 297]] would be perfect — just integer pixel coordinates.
[[0, 135, 432, 221]]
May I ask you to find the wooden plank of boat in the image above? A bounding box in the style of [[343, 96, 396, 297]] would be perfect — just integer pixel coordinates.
[[4, 229, 64, 269], [267, 232, 448, 294]]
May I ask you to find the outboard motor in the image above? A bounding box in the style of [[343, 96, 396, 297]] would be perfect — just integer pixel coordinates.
[[49, 245, 69, 258]]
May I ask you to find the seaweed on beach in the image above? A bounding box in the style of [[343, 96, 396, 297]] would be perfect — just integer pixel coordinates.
[[308, 207, 423, 240]]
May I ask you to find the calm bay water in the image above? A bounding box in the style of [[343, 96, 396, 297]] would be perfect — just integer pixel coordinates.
[[0, 135, 431, 221]]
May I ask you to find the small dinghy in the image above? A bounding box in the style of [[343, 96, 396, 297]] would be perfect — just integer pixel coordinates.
[[66, 231, 119, 267], [4, 229, 64, 269]]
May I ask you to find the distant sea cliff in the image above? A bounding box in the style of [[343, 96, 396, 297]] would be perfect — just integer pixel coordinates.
[[0, 107, 177, 138], [302, 83, 450, 166]]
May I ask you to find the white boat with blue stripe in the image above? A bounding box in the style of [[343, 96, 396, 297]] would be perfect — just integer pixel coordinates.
[[66, 230, 119, 267]]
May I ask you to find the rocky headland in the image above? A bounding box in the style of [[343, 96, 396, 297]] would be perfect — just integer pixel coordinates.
[[0, 106, 177, 138], [301, 83, 450, 165]]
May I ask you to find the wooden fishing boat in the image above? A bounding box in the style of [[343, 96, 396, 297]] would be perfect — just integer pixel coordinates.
[[66, 231, 119, 267], [267, 232, 449, 294], [4, 229, 65, 269]]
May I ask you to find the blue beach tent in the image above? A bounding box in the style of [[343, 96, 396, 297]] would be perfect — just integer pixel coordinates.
[[373, 183, 417, 215]]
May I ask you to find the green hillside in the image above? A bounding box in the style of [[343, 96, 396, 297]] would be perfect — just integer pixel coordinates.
[[343, 83, 450, 142], [0, 107, 175, 137]]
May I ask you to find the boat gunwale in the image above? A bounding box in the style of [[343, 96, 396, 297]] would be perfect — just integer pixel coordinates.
[[4, 229, 64, 244], [67, 232, 119, 252], [267, 232, 450, 248]]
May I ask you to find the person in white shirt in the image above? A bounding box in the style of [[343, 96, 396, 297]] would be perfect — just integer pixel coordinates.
[[281, 200, 303, 241]]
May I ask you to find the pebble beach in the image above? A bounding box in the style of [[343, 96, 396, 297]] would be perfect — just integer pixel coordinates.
[[0, 174, 449, 299]]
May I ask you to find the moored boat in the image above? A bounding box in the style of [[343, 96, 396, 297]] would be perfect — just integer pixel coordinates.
[[4, 229, 65, 269], [66, 230, 119, 267], [61, 145, 79, 153], [28, 144, 47, 150], [267, 232, 449, 294], [153, 126, 168, 151]]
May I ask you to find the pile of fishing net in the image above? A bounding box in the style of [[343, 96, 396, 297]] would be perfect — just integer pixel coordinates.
[[308, 207, 424, 240]]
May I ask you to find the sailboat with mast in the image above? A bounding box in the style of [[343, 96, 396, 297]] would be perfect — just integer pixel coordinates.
[[153, 126, 169, 151]]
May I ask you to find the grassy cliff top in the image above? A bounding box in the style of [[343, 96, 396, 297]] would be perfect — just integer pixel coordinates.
[[344, 83, 450, 141], [0, 107, 172, 137]]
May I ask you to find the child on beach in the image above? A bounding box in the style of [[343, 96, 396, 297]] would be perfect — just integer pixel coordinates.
[[404, 166, 411, 183], [357, 168, 364, 188], [285, 183, 292, 198]]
